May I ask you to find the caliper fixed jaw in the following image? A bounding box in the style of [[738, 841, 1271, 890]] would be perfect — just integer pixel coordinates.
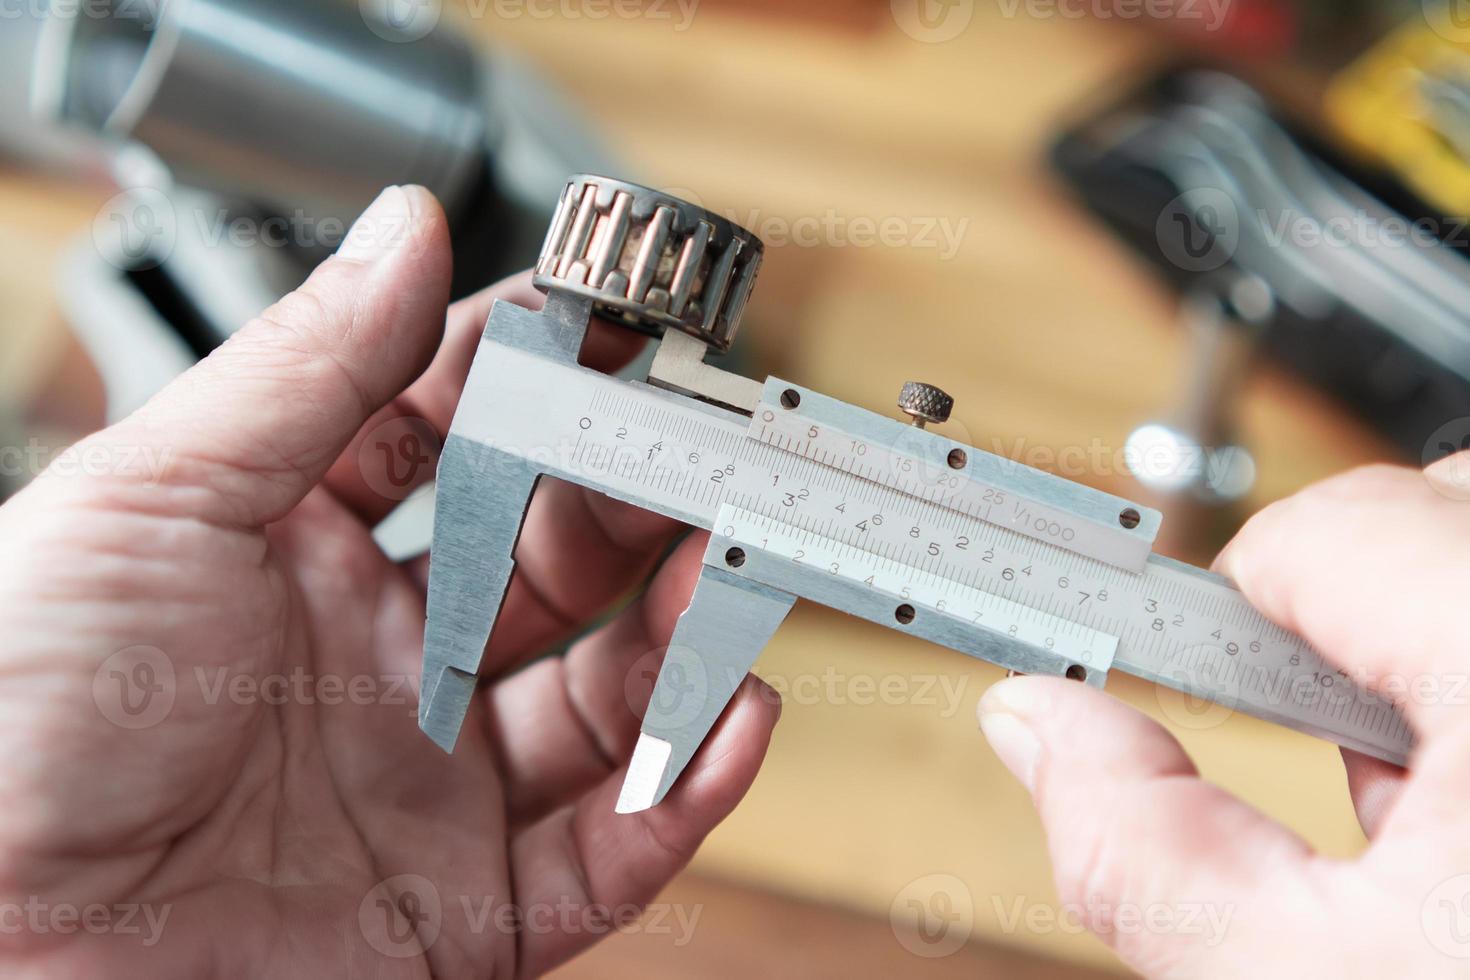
[[422, 174, 766, 755]]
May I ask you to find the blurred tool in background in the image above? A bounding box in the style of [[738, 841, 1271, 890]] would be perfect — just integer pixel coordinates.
[[1053, 60, 1470, 540], [4, 0, 613, 424]]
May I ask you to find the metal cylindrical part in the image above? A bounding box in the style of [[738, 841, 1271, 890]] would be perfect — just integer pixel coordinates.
[[40, 0, 486, 222], [534, 175, 764, 352]]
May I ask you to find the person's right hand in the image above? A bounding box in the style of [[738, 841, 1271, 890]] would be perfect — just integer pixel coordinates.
[[979, 459, 1470, 977]]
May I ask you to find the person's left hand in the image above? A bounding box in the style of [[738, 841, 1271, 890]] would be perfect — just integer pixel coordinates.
[[0, 186, 780, 978]]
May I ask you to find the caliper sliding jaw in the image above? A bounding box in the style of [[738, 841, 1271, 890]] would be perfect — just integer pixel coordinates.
[[620, 527, 1116, 812]]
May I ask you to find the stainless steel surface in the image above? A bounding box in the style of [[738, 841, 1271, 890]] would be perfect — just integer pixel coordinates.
[[423, 177, 1413, 812], [533, 175, 763, 352], [39, 0, 486, 224], [648, 328, 764, 415]]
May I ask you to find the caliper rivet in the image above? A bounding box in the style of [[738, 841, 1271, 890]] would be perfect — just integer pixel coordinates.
[[947, 449, 968, 470], [1119, 508, 1141, 530], [1066, 665, 1088, 682], [780, 389, 801, 410], [725, 547, 746, 568], [895, 604, 916, 625]]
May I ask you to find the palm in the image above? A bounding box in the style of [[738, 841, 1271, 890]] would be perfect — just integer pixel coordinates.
[[0, 192, 778, 979]]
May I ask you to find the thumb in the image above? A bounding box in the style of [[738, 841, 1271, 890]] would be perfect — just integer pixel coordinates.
[[113, 185, 452, 526], [979, 676, 1313, 976]]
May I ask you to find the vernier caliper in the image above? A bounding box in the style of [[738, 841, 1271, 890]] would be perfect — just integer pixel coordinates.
[[421, 175, 1412, 813]]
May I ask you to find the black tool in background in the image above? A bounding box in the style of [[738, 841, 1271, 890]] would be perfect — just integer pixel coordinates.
[[1052, 68, 1470, 463]]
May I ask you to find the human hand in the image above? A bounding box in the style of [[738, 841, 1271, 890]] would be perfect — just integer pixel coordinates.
[[0, 186, 780, 978], [979, 460, 1470, 977]]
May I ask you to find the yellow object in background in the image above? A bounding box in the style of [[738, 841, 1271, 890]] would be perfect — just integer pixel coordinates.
[[1328, 16, 1470, 217]]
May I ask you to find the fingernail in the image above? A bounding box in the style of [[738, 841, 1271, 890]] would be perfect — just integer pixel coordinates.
[[754, 676, 783, 720], [978, 679, 1046, 792], [979, 712, 1040, 793], [979, 675, 1047, 716], [1426, 453, 1470, 501], [338, 186, 417, 263]]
